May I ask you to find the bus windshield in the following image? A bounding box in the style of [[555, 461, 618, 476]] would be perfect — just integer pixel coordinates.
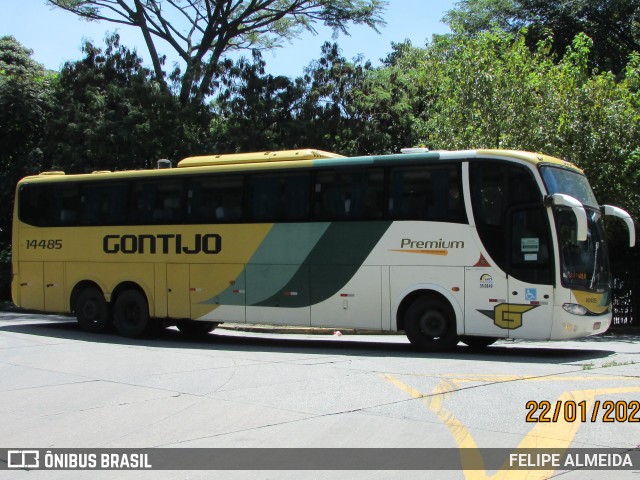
[[540, 165, 611, 293], [539, 165, 598, 208], [552, 208, 611, 293]]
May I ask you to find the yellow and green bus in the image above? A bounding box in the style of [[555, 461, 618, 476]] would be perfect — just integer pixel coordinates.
[[11, 148, 635, 350]]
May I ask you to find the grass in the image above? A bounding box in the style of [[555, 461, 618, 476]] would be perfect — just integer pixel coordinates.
[[581, 360, 636, 370]]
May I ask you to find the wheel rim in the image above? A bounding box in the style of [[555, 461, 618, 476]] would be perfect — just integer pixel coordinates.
[[81, 300, 98, 322], [418, 310, 447, 338], [120, 301, 141, 329]]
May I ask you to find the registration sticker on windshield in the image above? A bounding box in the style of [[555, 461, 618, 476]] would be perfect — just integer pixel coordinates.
[[521, 238, 540, 252]]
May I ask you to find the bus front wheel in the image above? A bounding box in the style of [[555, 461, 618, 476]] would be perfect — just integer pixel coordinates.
[[75, 286, 109, 333], [113, 290, 149, 338], [404, 295, 459, 351]]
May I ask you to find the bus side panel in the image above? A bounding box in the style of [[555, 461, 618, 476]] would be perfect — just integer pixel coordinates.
[[44, 262, 65, 313], [167, 264, 190, 319], [246, 264, 310, 326], [310, 266, 383, 330], [381, 266, 392, 331], [17, 262, 44, 311], [190, 263, 247, 322], [154, 263, 167, 319], [463, 266, 509, 338]]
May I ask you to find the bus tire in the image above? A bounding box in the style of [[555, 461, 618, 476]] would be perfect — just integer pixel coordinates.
[[404, 295, 459, 351], [461, 336, 497, 349], [177, 320, 218, 337], [75, 286, 109, 333], [113, 289, 149, 338]]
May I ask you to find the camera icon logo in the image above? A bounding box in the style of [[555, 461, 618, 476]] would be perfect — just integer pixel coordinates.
[[7, 450, 40, 469]]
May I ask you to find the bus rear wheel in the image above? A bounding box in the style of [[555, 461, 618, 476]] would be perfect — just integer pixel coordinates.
[[75, 286, 109, 333], [404, 295, 459, 351], [113, 290, 149, 338]]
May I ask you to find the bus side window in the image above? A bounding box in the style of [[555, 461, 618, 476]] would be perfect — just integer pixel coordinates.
[[314, 169, 384, 221], [187, 175, 244, 224], [389, 164, 466, 222], [249, 173, 310, 222], [509, 206, 553, 285], [54, 184, 80, 226], [81, 182, 128, 226], [130, 179, 185, 225], [470, 161, 541, 272], [19, 184, 52, 227]]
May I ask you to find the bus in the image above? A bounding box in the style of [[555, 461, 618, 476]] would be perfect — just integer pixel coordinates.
[[11, 148, 636, 350]]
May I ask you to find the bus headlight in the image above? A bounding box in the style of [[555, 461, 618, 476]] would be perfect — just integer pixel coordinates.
[[563, 303, 588, 316]]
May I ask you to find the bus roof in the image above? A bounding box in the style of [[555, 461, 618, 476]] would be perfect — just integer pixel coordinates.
[[177, 149, 345, 168], [475, 149, 583, 172], [20, 148, 583, 183]]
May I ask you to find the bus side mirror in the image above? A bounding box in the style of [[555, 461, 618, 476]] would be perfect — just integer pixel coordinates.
[[544, 194, 588, 242], [602, 205, 636, 247]]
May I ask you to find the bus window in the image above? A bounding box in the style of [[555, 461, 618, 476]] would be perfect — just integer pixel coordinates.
[[509, 205, 553, 285], [130, 179, 185, 225], [314, 169, 384, 221], [81, 182, 129, 226], [19, 183, 51, 226], [389, 164, 466, 222], [50, 184, 81, 226], [249, 173, 310, 222], [187, 175, 244, 224], [470, 161, 541, 271]]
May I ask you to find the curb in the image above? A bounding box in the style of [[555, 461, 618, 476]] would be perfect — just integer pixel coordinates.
[[217, 323, 400, 336]]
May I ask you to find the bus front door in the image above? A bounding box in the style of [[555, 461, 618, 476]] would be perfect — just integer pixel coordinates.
[[506, 205, 554, 339]]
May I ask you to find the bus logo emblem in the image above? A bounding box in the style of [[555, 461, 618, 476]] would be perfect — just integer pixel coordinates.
[[478, 303, 538, 329], [479, 274, 493, 289]]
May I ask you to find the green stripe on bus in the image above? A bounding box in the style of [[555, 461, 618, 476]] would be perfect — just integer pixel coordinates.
[[253, 221, 392, 308], [245, 223, 330, 305]]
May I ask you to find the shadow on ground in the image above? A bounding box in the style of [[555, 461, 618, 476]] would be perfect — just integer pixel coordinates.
[[0, 311, 624, 365]]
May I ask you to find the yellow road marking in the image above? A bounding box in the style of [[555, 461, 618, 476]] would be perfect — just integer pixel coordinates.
[[387, 373, 635, 383], [383, 373, 640, 480]]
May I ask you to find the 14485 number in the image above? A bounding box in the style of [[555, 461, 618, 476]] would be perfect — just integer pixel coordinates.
[[26, 239, 62, 250]]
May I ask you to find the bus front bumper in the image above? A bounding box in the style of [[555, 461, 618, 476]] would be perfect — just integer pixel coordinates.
[[549, 309, 612, 340]]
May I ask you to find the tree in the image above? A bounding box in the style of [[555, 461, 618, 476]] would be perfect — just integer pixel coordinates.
[[48, 0, 387, 105], [0, 36, 55, 243], [210, 42, 404, 156], [211, 51, 307, 152], [382, 30, 640, 218], [444, 0, 640, 74], [47, 33, 211, 173], [348, 41, 428, 154], [299, 42, 373, 153]]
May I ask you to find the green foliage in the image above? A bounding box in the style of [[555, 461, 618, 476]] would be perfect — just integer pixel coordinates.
[[211, 42, 411, 156], [0, 36, 55, 242], [444, 0, 640, 74], [211, 51, 307, 153], [377, 30, 640, 219], [299, 42, 375, 154], [47, 34, 210, 173]]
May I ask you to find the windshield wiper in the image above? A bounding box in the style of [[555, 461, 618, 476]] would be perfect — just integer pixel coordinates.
[[590, 241, 600, 290]]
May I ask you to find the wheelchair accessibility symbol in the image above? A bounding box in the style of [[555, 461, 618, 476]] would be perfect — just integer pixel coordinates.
[[525, 288, 537, 301]]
